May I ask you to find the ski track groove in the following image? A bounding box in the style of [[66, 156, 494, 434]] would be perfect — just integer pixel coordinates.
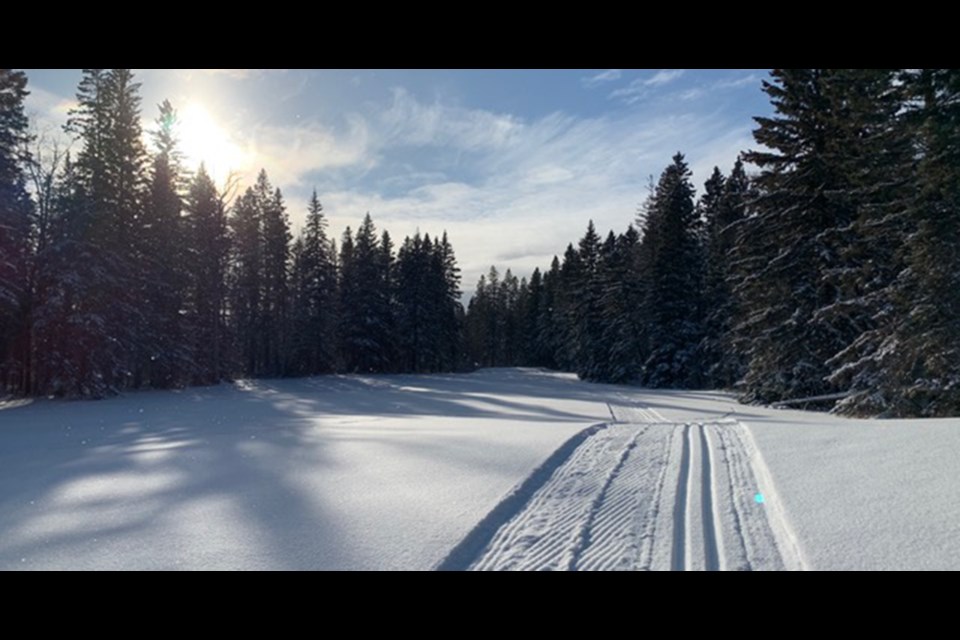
[[671, 424, 692, 571], [467, 401, 804, 571], [700, 424, 721, 572]]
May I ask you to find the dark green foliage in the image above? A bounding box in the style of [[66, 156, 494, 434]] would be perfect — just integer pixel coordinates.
[[139, 100, 189, 387], [700, 161, 749, 388], [636, 154, 704, 388], [0, 69, 33, 394], [395, 232, 464, 372], [183, 166, 230, 385], [289, 190, 337, 375], [846, 69, 960, 416], [338, 214, 393, 373]]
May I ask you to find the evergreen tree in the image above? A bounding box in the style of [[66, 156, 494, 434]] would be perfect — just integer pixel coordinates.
[[465, 273, 489, 367], [524, 268, 546, 366], [533, 256, 563, 370], [183, 165, 230, 384], [434, 232, 464, 370], [378, 229, 397, 371], [395, 233, 432, 372], [637, 153, 704, 388], [811, 70, 923, 414], [596, 227, 642, 383], [700, 160, 749, 388], [260, 179, 291, 376], [139, 99, 188, 387], [555, 244, 581, 371], [337, 226, 355, 370], [289, 190, 337, 375], [854, 69, 960, 416], [0, 69, 33, 394], [737, 70, 855, 402], [571, 221, 604, 380], [47, 69, 149, 395], [339, 214, 391, 372], [229, 186, 263, 376]]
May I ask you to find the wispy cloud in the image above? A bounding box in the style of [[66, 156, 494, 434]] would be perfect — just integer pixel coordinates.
[[609, 69, 686, 105], [196, 69, 285, 80], [713, 73, 762, 89], [581, 69, 622, 88], [645, 69, 685, 86], [380, 88, 524, 151]]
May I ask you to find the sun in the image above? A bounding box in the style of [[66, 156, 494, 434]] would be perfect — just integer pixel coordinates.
[[176, 103, 248, 186]]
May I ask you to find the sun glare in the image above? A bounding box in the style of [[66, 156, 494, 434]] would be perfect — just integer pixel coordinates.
[[176, 103, 247, 185]]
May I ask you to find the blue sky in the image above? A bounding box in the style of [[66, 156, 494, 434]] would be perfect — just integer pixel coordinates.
[[22, 69, 773, 290]]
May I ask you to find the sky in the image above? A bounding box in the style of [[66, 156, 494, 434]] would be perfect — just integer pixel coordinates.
[[22, 68, 773, 292]]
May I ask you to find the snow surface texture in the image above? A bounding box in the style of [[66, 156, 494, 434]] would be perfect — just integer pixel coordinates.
[[3, 369, 960, 570]]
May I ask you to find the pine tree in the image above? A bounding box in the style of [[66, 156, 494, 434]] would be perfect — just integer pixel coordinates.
[[465, 273, 489, 367], [637, 153, 704, 388], [139, 99, 188, 387], [808, 70, 923, 414], [0, 69, 33, 394], [378, 229, 397, 371], [229, 186, 263, 376], [48, 69, 149, 395], [571, 221, 604, 380], [395, 233, 431, 372], [260, 179, 291, 376], [858, 69, 960, 416], [737, 70, 862, 403], [596, 227, 642, 383], [337, 226, 355, 370], [555, 244, 581, 371], [534, 256, 563, 370], [183, 165, 230, 384], [289, 190, 337, 375], [339, 214, 391, 372], [700, 160, 749, 388], [435, 232, 464, 370]]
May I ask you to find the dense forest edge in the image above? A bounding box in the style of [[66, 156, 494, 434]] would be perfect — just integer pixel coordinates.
[[1, 69, 958, 417]]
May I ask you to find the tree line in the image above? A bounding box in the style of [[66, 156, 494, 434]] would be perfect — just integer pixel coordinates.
[[464, 69, 960, 418], [0, 69, 465, 398]]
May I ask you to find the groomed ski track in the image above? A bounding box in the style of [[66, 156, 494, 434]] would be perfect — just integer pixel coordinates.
[[442, 401, 807, 571]]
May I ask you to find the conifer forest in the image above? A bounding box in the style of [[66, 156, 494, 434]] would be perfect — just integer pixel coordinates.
[[2, 69, 958, 417]]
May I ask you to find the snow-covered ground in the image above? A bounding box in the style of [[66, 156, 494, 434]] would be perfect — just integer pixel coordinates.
[[2, 368, 959, 570]]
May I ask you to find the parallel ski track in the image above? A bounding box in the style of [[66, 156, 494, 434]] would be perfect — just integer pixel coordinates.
[[465, 401, 806, 571]]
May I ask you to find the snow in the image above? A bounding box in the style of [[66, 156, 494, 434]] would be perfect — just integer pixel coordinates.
[[0, 369, 599, 570], [2, 368, 960, 570]]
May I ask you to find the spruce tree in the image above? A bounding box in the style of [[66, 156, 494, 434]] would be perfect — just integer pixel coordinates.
[[260, 179, 291, 376], [637, 153, 704, 388], [183, 165, 230, 384], [572, 221, 604, 380], [0, 69, 33, 394], [229, 187, 263, 376], [289, 190, 337, 375], [862, 69, 960, 416], [596, 227, 642, 383], [435, 232, 464, 371], [339, 214, 391, 372], [52, 69, 148, 395], [701, 160, 749, 388], [140, 99, 188, 387]]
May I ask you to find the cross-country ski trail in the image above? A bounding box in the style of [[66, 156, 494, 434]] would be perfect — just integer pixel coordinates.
[[459, 401, 807, 571]]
